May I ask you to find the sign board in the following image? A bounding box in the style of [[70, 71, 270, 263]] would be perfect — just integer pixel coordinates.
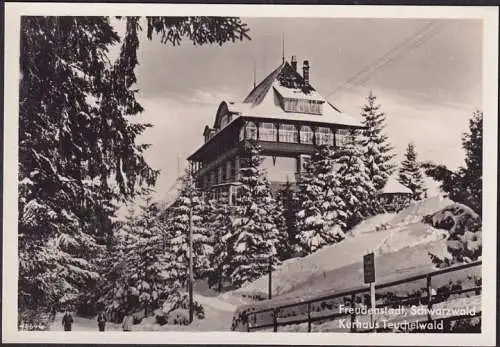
[[363, 252, 375, 284]]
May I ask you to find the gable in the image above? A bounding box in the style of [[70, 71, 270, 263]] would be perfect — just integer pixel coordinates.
[[213, 102, 230, 129], [243, 62, 285, 105]]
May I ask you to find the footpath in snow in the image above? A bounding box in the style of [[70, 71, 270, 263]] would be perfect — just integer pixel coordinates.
[[48, 293, 236, 332]]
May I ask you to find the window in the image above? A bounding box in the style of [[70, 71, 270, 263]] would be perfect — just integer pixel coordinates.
[[226, 161, 232, 182], [316, 127, 334, 146], [279, 124, 298, 143], [300, 125, 314, 144], [336, 128, 351, 147], [239, 126, 245, 141], [229, 159, 235, 181], [218, 166, 224, 184], [210, 171, 215, 186], [283, 98, 323, 115], [245, 122, 258, 140], [259, 122, 277, 141]]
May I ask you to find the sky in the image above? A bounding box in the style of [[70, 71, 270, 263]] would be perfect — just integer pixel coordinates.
[[119, 17, 482, 202]]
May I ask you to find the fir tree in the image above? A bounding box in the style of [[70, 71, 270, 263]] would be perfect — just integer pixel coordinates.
[[398, 143, 427, 200], [275, 182, 301, 260], [459, 110, 482, 214], [100, 198, 170, 320], [205, 198, 233, 292], [360, 91, 396, 191], [167, 172, 212, 287], [295, 145, 346, 255], [18, 16, 250, 316], [227, 143, 282, 287], [336, 132, 376, 230]]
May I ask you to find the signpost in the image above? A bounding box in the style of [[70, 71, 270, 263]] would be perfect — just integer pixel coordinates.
[[363, 252, 376, 332]]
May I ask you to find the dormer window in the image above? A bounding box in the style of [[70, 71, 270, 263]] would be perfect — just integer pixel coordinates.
[[282, 98, 323, 115]]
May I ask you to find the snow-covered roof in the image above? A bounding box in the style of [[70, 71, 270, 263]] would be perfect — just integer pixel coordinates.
[[220, 82, 362, 127], [240, 60, 362, 128], [379, 176, 413, 195], [273, 85, 325, 102]]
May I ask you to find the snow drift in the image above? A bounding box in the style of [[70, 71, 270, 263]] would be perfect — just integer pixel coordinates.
[[229, 196, 454, 301]]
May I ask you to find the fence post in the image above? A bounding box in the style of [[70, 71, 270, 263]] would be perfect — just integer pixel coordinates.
[[426, 274, 432, 322], [350, 293, 356, 332], [307, 303, 312, 332], [273, 309, 278, 332]]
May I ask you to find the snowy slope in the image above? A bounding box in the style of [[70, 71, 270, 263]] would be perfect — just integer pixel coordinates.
[[228, 196, 454, 303]]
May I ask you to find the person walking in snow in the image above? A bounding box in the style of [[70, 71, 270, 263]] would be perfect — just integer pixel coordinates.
[[122, 314, 132, 332], [97, 311, 107, 332], [62, 311, 74, 331]]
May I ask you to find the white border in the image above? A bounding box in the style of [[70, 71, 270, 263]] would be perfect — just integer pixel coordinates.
[[3, 3, 498, 345]]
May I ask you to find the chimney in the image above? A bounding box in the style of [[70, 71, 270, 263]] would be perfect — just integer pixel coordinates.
[[303, 60, 310, 85], [291, 56, 297, 71]]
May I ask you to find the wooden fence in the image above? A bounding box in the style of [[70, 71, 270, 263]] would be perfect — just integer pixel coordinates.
[[239, 261, 481, 333]]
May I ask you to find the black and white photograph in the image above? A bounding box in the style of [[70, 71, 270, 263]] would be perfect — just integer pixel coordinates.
[[2, 3, 498, 345]]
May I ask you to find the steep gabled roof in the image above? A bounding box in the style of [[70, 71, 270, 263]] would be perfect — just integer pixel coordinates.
[[243, 62, 286, 105], [238, 59, 361, 127]]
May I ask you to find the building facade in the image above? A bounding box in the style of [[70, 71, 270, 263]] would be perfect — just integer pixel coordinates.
[[187, 56, 364, 204]]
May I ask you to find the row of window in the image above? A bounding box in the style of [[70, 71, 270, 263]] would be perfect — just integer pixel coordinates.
[[239, 121, 353, 147], [283, 98, 323, 115], [201, 158, 238, 189]]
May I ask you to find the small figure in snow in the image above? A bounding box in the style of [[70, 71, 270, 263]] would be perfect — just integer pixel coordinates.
[[62, 310, 74, 331], [97, 311, 107, 332], [122, 314, 132, 332]]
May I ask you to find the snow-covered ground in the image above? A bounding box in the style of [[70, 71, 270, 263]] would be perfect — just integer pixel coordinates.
[[229, 196, 454, 304], [48, 313, 122, 332], [48, 292, 237, 332]]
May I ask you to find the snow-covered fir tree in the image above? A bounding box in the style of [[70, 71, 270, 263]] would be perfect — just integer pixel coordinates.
[[360, 91, 396, 191], [398, 143, 427, 200], [295, 145, 346, 255], [204, 198, 233, 292], [275, 183, 300, 260], [459, 110, 482, 214], [336, 131, 377, 231], [227, 143, 282, 287], [101, 197, 170, 320], [18, 17, 159, 317], [166, 171, 212, 287], [18, 16, 250, 320]]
